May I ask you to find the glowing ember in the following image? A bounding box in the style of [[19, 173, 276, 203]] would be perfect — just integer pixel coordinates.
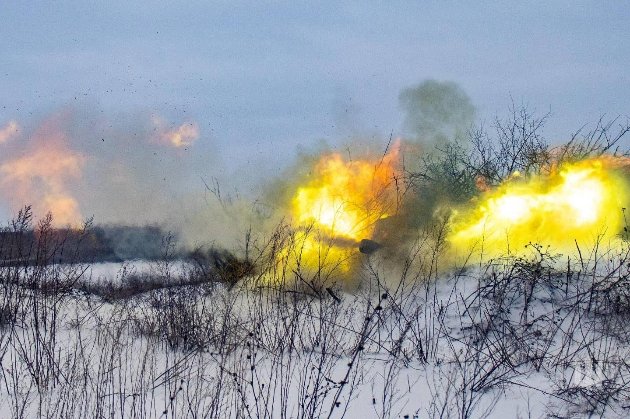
[[448, 157, 630, 258]]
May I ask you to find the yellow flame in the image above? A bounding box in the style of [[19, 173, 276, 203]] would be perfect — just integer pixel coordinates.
[[292, 151, 398, 240], [448, 157, 630, 259], [272, 145, 401, 281]]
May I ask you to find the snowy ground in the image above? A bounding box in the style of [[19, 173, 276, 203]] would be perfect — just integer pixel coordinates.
[[2, 244, 630, 418]]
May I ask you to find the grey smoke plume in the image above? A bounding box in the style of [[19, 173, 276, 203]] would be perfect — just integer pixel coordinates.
[[70, 109, 204, 226], [399, 80, 475, 144]]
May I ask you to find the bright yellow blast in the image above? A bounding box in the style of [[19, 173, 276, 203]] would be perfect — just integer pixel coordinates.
[[448, 157, 630, 260], [293, 150, 399, 241], [277, 145, 400, 281]]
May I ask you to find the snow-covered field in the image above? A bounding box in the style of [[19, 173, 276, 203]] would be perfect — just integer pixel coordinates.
[[2, 244, 630, 418]]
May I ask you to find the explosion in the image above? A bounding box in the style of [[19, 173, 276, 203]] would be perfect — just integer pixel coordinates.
[[0, 111, 206, 227], [0, 117, 85, 226], [276, 144, 401, 281], [292, 147, 400, 241], [448, 157, 630, 260]]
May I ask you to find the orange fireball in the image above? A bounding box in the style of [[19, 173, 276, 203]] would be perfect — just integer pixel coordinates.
[[292, 147, 400, 242], [0, 117, 84, 225], [274, 143, 401, 282]]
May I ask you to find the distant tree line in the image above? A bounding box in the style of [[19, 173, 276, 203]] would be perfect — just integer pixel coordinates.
[[0, 218, 171, 265]]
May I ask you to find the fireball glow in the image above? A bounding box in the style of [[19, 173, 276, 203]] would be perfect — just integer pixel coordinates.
[[448, 158, 630, 258], [292, 149, 399, 241], [0, 119, 85, 226], [281, 146, 400, 276]]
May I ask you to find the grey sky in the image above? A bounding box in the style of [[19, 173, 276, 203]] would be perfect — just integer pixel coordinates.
[[1, 1, 629, 221]]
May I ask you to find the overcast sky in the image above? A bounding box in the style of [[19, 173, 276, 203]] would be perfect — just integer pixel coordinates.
[[1, 1, 629, 221]]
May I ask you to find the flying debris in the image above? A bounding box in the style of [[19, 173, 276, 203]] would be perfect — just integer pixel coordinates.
[[358, 239, 382, 255]]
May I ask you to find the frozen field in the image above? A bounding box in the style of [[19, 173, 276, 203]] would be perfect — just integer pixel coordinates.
[[2, 245, 630, 419]]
